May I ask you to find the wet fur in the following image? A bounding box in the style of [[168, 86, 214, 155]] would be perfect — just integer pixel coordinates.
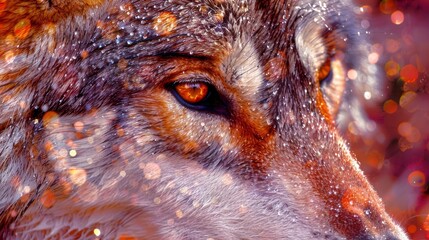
[[1, 0, 407, 239]]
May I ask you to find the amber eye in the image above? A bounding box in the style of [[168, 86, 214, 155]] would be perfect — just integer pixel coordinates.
[[317, 57, 346, 119], [317, 59, 333, 84], [175, 82, 209, 104], [168, 80, 228, 115]]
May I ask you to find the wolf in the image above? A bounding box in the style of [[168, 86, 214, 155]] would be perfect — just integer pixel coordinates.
[[0, 0, 408, 239]]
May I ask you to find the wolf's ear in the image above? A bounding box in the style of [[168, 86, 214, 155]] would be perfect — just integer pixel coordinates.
[[296, 20, 349, 121], [295, 5, 380, 135]]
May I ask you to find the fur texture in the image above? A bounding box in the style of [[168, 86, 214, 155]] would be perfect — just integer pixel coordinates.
[[0, 0, 407, 239]]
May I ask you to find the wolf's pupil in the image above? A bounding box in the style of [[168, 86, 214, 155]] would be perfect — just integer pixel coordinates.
[[175, 82, 209, 104]]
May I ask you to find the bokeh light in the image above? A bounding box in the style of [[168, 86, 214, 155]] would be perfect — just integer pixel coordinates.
[[40, 189, 56, 209], [383, 99, 398, 114], [391, 10, 404, 25], [407, 224, 417, 234], [379, 0, 396, 14], [347, 69, 358, 80], [407, 171, 426, 188], [400, 64, 419, 83], [385, 60, 400, 78], [351, 0, 428, 238], [13, 19, 31, 39], [94, 228, 101, 237], [152, 12, 177, 36]]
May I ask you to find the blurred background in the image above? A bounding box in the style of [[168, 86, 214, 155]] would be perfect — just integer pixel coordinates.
[[349, 0, 429, 239]]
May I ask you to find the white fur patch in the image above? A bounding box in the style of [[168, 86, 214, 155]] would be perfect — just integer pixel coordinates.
[[227, 38, 263, 97]]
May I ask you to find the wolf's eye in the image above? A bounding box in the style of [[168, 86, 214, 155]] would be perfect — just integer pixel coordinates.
[[317, 59, 333, 84], [175, 82, 209, 104], [168, 80, 228, 115], [317, 58, 346, 118]]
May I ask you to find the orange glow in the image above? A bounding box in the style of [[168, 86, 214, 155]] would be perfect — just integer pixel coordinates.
[[379, 0, 396, 14], [119, 234, 137, 240], [81, 50, 89, 59], [399, 91, 417, 109], [153, 12, 177, 36], [264, 53, 286, 82], [44, 141, 54, 152], [400, 64, 419, 83], [175, 82, 209, 104], [40, 189, 56, 208], [385, 60, 400, 78], [317, 59, 331, 82], [69, 168, 87, 186], [42, 111, 60, 128], [407, 224, 417, 234], [366, 150, 384, 169], [423, 214, 429, 231], [341, 187, 369, 215], [0, 0, 6, 14], [214, 10, 225, 22], [391, 10, 404, 25], [407, 171, 426, 188], [13, 19, 32, 39], [316, 89, 332, 124], [383, 99, 398, 114], [4, 50, 16, 64], [398, 121, 421, 143]]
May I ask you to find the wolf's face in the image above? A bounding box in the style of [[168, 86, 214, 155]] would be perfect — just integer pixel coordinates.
[[0, 0, 408, 239]]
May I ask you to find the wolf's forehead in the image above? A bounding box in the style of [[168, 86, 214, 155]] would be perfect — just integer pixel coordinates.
[[121, 0, 296, 57], [141, 0, 295, 92]]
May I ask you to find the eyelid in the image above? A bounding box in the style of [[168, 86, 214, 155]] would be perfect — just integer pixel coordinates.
[[171, 77, 212, 86]]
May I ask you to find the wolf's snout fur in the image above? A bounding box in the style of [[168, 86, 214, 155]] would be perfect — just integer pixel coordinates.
[[0, 0, 408, 239]]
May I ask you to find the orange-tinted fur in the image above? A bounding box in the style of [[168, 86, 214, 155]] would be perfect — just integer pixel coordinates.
[[1, 0, 408, 239]]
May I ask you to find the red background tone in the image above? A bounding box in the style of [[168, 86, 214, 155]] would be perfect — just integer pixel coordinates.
[[351, 0, 429, 238]]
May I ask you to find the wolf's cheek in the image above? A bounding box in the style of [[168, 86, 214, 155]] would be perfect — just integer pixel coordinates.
[[132, 85, 275, 171], [133, 88, 233, 153]]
